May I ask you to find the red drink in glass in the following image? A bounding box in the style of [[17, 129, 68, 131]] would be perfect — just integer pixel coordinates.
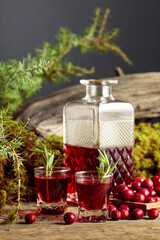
[[75, 171, 113, 222], [34, 167, 70, 215], [64, 144, 133, 201]]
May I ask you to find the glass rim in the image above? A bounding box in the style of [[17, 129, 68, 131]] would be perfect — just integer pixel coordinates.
[[80, 79, 118, 86], [75, 170, 113, 179], [34, 166, 71, 173]]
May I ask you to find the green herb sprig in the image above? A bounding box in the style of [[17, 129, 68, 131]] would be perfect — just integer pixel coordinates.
[[96, 149, 120, 182], [32, 142, 59, 177]]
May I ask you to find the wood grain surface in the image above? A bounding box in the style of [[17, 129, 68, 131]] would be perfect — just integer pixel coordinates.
[[0, 203, 160, 240], [15, 72, 160, 138]]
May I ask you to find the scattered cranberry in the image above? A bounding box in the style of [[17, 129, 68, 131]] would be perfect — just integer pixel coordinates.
[[138, 188, 150, 198], [120, 189, 134, 201], [145, 196, 156, 203], [25, 214, 36, 224], [152, 176, 160, 187], [110, 210, 121, 221], [120, 209, 130, 219], [119, 204, 130, 212], [131, 181, 141, 190], [133, 193, 145, 203], [142, 179, 154, 190], [154, 186, 160, 196], [108, 204, 117, 214], [148, 208, 159, 219], [154, 196, 160, 202], [134, 177, 145, 184], [132, 208, 144, 220], [64, 212, 76, 224], [150, 189, 156, 197]]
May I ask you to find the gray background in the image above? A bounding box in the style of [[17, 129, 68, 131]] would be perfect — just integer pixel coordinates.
[[0, 0, 160, 100]]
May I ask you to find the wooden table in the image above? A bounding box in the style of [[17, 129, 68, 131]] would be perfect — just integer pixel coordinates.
[[0, 203, 160, 240]]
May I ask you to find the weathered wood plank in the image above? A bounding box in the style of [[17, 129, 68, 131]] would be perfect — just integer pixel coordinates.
[[16, 72, 160, 137], [0, 203, 160, 240]]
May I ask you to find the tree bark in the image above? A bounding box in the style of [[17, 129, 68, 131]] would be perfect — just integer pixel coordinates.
[[16, 72, 160, 137]]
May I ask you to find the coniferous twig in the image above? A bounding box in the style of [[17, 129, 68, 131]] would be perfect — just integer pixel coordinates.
[[0, 107, 29, 229], [0, 8, 132, 112]]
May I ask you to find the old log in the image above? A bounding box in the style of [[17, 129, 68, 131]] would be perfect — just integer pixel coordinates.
[[16, 72, 160, 137]]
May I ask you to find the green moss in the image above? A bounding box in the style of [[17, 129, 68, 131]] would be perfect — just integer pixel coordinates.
[[134, 122, 160, 178], [0, 190, 6, 210]]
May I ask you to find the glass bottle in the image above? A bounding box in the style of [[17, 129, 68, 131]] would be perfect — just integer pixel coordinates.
[[63, 79, 134, 201]]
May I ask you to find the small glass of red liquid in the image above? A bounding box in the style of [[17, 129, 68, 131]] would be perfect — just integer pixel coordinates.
[[34, 167, 70, 215], [75, 171, 113, 222]]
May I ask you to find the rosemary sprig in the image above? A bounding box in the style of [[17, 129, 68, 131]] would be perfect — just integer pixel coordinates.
[[96, 149, 120, 182], [32, 142, 59, 177]]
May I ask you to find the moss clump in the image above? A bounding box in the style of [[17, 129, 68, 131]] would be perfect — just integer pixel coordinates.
[[134, 122, 160, 178], [0, 118, 63, 203], [0, 190, 6, 210]]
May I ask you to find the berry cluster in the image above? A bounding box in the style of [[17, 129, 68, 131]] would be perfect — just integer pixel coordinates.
[[109, 173, 160, 220], [109, 203, 159, 220]]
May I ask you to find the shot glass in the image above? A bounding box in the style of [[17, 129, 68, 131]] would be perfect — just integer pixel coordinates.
[[75, 171, 113, 222], [34, 167, 70, 215]]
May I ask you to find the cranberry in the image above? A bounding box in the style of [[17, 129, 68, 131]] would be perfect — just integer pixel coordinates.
[[152, 176, 160, 187], [120, 189, 134, 201], [155, 172, 160, 177], [64, 212, 76, 224], [138, 188, 150, 198], [120, 209, 130, 219], [154, 186, 160, 196], [134, 177, 145, 184], [148, 208, 159, 219], [150, 189, 156, 197], [131, 180, 141, 190], [132, 208, 144, 220], [145, 196, 156, 203], [114, 184, 128, 193], [154, 196, 160, 202], [110, 210, 121, 221], [108, 204, 117, 214], [142, 179, 154, 190], [119, 204, 130, 212], [133, 193, 145, 203], [25, 214, 36, 224]]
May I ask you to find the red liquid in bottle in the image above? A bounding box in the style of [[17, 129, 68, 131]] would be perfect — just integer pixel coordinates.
[[64, 144, 133, 199]]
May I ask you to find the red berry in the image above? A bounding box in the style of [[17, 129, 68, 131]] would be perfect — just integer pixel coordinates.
[[115, 184, 128, 193], [138, 188, 150, 198], [108, 204, 117, 214], [131, 181, 141, 190], [133, 193, 145, 203], [145, 196, 156, 203], [152, 176, 160, 187], [154, 186, 160, 196], [120, 209, 130, 219], [154, 196, 160, 202], [64, 212, 76, 224], [120, 189, 134, 201], [134, 177, 145, 184], [110, 210, 121, 221], [119, 204, 130, 212], [150, 189, 156, 197], [25, 214, 36, 224], [155, 172, 160, 177], [148, 208, 159, 219], [132, 208, 144, 220], [142, 179, 154, 190]]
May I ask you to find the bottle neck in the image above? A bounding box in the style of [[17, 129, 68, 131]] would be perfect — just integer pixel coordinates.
[[84, 85, 113, 101]]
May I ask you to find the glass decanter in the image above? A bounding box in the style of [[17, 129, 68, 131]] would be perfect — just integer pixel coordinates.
[[63, 79, 134, 202]]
